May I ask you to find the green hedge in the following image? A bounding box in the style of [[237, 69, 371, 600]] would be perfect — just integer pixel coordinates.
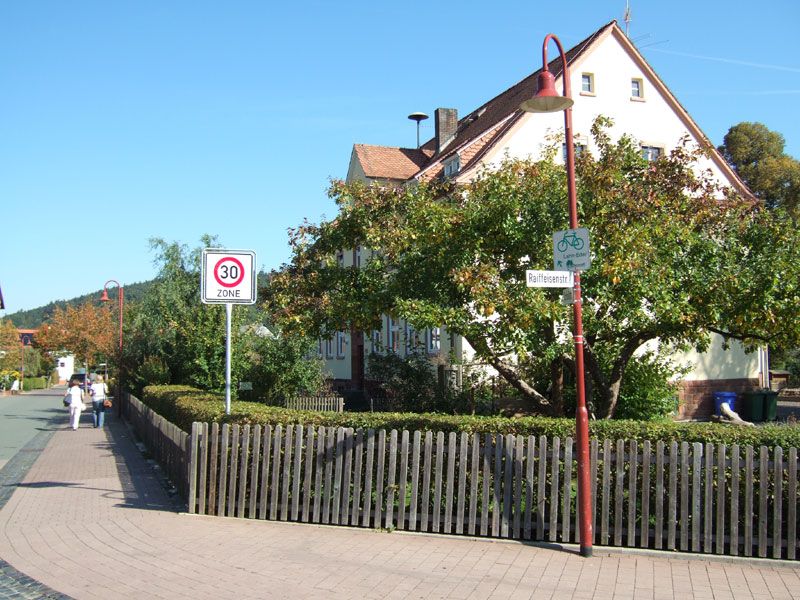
[[22, 377, 49, 391], [141, 385, 800, 451]]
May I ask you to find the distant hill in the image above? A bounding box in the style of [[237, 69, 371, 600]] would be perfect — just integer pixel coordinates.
[[4, 280, 155, 329], [5, 271, 272, 329]]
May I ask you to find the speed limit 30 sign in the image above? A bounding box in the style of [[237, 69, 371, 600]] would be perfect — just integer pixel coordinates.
[[201, 249, 257, 304]]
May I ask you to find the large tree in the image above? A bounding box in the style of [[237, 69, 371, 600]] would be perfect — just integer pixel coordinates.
[[269, 118, 800, 418], [719, 121, 800, 216], [37, 302, 115, 369]]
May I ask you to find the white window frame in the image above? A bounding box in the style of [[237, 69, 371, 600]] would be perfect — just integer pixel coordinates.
[[443, 155, 461, 177], [388, 318, 400, 354], [426, 327, 441, 355], [631, 78, 644, 100], [641, 145, 663, 162], [371, 328, 383, 354], [562, 141, 587, 163], [325, 338, 334, 359], [336, 332, 346, 358], [405, 322, 420, 355], [580, 72, 595, 95]]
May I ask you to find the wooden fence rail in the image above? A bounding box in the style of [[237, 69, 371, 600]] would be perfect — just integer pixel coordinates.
[[186, 423, 799, 560]]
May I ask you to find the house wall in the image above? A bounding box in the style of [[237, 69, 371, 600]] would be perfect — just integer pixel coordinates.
[[486, 33, 731, 188], [56, 355, 75, 384]]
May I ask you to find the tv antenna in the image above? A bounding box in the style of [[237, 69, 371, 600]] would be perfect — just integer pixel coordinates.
[[408, 112, 429, 149], [623, 0, 632, 37]]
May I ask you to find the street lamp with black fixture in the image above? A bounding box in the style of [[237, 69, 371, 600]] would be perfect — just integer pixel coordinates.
[[520, 32, 593, 558], [100, 280, 124, 418]]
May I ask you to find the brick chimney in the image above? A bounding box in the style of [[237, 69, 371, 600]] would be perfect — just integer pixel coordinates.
[[435, 108, 458, 155]]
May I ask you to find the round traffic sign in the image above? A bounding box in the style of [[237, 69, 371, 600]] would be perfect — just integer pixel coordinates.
[[214, 257, 245, 288]]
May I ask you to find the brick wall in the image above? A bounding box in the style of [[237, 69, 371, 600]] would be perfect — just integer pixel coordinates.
[[677, 378, 759, 419]]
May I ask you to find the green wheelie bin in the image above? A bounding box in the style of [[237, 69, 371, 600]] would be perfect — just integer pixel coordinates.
[[741, 391, 764, 422], [763, 391, 779, 421]]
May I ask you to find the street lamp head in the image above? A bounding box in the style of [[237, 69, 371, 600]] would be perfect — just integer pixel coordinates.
[[100, 290, 110, 302], [520, 70, 574, 113]]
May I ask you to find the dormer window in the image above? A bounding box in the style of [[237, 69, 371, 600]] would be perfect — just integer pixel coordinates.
[[443, 155, 461, 177], [641, 145, 663, 161]]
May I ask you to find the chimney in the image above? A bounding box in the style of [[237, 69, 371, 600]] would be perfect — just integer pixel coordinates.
[[435, 107, 458, 155]]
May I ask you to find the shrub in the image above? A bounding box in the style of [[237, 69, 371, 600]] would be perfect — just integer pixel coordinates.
[[614, 350, 687, 420], [140, 385, 800, 451]]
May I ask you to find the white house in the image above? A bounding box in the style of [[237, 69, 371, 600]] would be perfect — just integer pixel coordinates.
[[324, 20, 761, 418]]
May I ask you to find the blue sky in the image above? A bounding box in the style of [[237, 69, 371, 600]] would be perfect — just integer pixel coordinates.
[[2, 1, 799, 315]]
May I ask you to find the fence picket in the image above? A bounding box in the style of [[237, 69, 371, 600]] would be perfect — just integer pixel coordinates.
[[562, 437, 572, 544], [259, 425, 272, 520], [331, 428, 344, 525], [188, 423, 199, 514], [744, 445, 754, 557], [249, 426, 261, 520], [468, 433, 480, 536], [730, 445, 740, 556], [445, 432, 457, 535], [667, 441, 678, 550], [502, 434, 513, 538], [614, 439, 624, 547], [280, 425, 293, 522], [362, 429, 375, 528], [590, 438, 598, 545], [641, 441, 650, 548], [600, 439, 610, 546], [759, 446, 768, 558], [655, 441, 664, 549], [513, 434, 523, 540], [385, 430, 398, 530], [628, 440, 637, 548], [715, 444, 726, 555], [302, 426, 313, 522], [774, 447, 783, 559], [351, 429, 364, 527], [421, 431, 432, 533], [322, 427, 334, 524], [524, 436, 535, 540], [312, 426, 324, 523], [217, 424, 230, 517], [397, 430, 409, 531], [237, 425, 250, 518], [340, 428, 354, 526], [788, 448, 797, 560], [373, 430, 386, 529], [537, 436, 547, 541], [680, 442, 689, 551], [434, 431, 444, 533], [457, 433, 468, 535], [550, 437, 560, 542], [292, 425, 303, 522], [409, 431, 421, 532], [269, 425, 282, 521], [691, 442, 701, 553]]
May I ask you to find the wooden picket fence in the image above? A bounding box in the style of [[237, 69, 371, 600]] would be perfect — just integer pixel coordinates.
[[284, 396, 344, 412], [121, 392, 191, 499], [186, 423, 799, 560]]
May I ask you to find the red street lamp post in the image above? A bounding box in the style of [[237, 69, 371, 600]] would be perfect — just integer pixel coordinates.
[[520, 33, 593, 557], [100, 280, 124, 418], [20, 336, 31, 392]]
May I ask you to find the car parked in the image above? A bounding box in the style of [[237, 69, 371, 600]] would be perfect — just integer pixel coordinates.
[[68, 373, 91, 390]]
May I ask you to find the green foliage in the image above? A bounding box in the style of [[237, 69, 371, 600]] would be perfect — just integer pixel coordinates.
[[136, 356, 171, 388], [22, 376, 48, 391], [142, 385, 800, 451], [270, 117, 800, 420], [719, 121, 800, 215], [613, 350, 687, 420], [238, 327, 326, 402]]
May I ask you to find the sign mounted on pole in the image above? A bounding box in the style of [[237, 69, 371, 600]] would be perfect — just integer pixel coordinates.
[[201, 249, 257, 305], [553, 228, 591, 271], [526, 270, 574, 288]]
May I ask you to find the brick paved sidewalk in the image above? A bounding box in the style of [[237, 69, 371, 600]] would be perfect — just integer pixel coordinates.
[[0, 412, 799, 599]]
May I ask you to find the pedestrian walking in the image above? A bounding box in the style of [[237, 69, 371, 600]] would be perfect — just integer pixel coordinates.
[[66, 380, 86, 430], [89, 374, 110, 428]]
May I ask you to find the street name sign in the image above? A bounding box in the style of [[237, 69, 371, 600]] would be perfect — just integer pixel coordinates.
[[201, 249, 257, 305], [526, 270, 574, 288], [553, 228, 591, 271]]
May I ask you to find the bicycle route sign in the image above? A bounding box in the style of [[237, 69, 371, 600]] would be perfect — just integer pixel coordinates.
[[553, 228, 590, 271], [201, 248, 257, 305]]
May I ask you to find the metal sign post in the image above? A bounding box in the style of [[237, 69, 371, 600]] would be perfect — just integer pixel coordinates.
[[201, 249, 257, 414]]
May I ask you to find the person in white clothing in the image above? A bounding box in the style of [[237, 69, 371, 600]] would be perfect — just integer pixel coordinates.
[[67, 381, 85, 430], [89, 374, 109, 428]]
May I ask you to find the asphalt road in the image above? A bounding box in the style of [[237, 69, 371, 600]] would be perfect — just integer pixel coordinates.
[[0, 387, 67, 471]]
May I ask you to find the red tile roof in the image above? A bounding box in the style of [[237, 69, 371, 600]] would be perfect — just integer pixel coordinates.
[[352, 144, 431, 181]]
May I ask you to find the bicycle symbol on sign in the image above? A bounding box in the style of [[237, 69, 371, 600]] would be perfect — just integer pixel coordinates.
[[556, 231, 585, 252]]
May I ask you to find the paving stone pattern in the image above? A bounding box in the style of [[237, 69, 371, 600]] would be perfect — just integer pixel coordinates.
[[1, 407, 799, 599]]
